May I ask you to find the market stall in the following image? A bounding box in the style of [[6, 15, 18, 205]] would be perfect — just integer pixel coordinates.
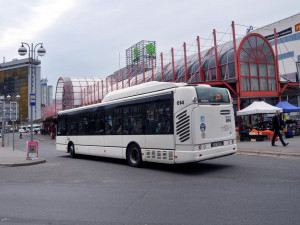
[[275, 101, 300, 113], [237, 101, 282, 141], [275, 101, 300, 137], [237, 101, 282, 116]]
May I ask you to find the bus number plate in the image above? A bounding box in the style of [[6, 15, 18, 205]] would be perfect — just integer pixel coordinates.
[[211, 141, 223, 147]]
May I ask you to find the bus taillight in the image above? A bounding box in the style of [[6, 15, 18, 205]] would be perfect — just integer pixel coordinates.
[[198, 144, 207, 150]]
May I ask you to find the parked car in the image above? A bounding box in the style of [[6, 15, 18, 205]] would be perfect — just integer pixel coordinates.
[[19, 126, 27, 133]]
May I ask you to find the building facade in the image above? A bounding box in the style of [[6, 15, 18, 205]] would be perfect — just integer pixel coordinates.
[[0, 58, 42, 122], [254, 13, 300, 105], [47, 85, 53, 106], [44, 17, 299, 127], [41, 78, 53, 107], [54, 28, 284, 113]]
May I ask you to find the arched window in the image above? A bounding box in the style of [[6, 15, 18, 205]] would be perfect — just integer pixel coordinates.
[[239, 35, 276, 92]]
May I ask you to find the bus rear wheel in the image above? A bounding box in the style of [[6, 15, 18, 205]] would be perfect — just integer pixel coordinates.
[[69, 143, 76, 158], [126, 144, 142, 167]]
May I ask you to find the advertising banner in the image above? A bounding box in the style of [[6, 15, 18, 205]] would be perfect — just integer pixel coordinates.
[[27, 141, 39, 160]]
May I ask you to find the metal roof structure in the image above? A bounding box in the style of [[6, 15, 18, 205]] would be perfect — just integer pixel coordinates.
[[43, 20, 299, 120]]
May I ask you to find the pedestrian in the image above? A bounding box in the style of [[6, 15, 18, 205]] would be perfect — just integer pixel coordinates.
[[272, 110, 289, 147]]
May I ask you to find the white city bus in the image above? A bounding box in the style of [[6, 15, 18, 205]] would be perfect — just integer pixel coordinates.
[[56, 82, 237, 167]]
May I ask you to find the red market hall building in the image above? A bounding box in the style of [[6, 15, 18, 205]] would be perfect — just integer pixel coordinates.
[[43, 21, 300, 132]]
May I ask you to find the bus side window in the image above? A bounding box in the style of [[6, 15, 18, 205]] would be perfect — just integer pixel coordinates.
[[155, 115, 163, 133], [65, 116, 72, 135], [97, 121, 105, 135], [123, 107, 133, 135], [87, 113, 96, 135], [164, 116, 171, 134], [70, 123, 77, 135], [104, 122, 112, 135], [116, 119, 123, 134], [133, 118, 144, 134], [146, 104, 155, 134], [95, 110, 105, 135], [58, 121, 66, 135]]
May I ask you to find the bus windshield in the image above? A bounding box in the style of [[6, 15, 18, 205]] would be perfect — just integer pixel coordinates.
[[194, 86, 230, 104]]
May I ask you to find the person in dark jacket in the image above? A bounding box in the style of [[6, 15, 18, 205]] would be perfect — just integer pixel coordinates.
[[272, 110, 289, 147]]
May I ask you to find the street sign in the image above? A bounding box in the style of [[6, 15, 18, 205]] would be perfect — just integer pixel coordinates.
[[30, 94, 36, 106]]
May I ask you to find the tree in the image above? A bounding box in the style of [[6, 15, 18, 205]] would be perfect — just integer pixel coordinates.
[[146, 43, 156, 56], [133, 46, 139, 59]]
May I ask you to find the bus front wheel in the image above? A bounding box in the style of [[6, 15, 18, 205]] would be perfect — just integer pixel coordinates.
[[126, 144, 142, 167], [69, 143, 76, 158]]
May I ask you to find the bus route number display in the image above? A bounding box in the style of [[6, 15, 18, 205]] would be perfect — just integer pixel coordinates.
[[177, 100, 184, 105]]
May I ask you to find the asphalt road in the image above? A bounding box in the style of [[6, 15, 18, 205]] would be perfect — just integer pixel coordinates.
[[0, 134, 299, 225]]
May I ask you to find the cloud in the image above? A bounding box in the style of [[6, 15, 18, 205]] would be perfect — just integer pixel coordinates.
[[1, 0, 300, 88], [0, 0, 76, 57]]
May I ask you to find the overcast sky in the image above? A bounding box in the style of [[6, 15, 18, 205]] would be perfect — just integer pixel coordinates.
[[0, 0, 299, 88]]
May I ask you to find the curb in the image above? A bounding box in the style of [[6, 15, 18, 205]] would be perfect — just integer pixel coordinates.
[[0, 158, 46, 167], [237, 149, 300, 160]]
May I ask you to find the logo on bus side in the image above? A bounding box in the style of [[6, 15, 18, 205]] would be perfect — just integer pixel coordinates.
[[200, 123, 206, 132]]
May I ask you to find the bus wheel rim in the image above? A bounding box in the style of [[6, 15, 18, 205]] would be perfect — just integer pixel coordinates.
[[130, 148, 139, 163]]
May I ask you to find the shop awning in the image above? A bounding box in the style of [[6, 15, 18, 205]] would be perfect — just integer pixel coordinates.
[[275, 101, 300, 113], [237, 101, 282, 116]]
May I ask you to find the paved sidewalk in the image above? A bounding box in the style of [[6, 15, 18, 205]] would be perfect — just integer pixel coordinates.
[[237, 135, 300, 159], [0, 146, 46, 167]]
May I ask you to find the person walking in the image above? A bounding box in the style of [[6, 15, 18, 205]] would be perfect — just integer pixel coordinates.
[[272, 110, 289, 147]]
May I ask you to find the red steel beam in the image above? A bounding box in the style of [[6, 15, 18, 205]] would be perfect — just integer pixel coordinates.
[[274, 28, 281, 101], [171, 48, 176, 82], [197, 36, 203, 82], [183, 42, 189, 83], [161, 52, 164, 81], [232, 21, 241, 110], [213, 29, 220, 81]]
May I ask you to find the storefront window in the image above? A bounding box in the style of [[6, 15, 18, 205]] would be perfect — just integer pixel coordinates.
[[268, 64, 275, 76], [259, 64, 267, 76], [242, 77, 250, 91], [268, 78, 276, 90], [240, 35, 276, 92], [251, 78, 259, 91], [260, 78, 268, 91], [250, 63, 258, 76], [241, 63, 249, 76]]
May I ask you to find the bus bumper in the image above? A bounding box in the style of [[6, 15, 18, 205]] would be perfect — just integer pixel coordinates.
[[174, 144, 237, 164]]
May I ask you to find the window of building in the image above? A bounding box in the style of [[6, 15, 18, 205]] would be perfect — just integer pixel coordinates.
[[240, 35, 276, 92]]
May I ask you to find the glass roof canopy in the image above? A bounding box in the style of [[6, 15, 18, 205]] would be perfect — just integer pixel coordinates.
[[55, 34, 275, 112]]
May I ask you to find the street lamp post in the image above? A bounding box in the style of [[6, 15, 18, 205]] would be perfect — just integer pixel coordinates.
[[1, 95, 5, 147], [1, 95, 13, 147], [18, 43, 46, 141]]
